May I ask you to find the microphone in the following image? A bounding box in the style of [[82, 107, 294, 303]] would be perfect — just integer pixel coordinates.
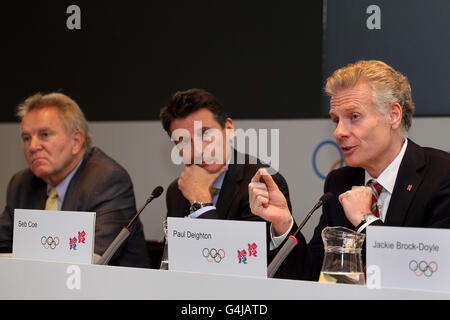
[[97, 186, 164, 266], [127, 186, 164, 229], [267, 192, 334, 278]]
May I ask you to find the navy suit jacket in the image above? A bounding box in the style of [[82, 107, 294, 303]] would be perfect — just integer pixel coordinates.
[[165, 151, 296, 271], [277, 139, 450, 281], [166, 152, 292, 221]]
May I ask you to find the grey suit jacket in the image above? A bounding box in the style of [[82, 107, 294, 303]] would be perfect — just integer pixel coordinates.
[[0, 147, 150, 268]]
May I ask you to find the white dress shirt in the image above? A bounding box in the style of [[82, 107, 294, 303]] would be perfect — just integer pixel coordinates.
[[359, 138, 408, 231]]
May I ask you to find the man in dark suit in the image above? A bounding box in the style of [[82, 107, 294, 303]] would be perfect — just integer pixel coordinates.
[[160, 88, 293, 252], [249, 60, 450, 281], [0, 92, 150, 268]]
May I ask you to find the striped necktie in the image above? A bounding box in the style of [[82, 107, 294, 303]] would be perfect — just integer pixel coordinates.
[[367, 180, 382, 217], [45, 187, 59, 211]]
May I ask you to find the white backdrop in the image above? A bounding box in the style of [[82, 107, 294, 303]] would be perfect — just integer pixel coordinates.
[[1, 117, 449, 243]]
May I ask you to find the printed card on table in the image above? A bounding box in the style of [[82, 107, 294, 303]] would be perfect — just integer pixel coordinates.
[[168, 217, 267, 278], [366, 225, 450, 292], [13, 209, 96, 264]]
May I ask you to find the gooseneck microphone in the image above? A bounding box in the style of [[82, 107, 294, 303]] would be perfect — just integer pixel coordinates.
[[267, 192, 334, 278], [97, 186, 164, 265], [127, 186, 164, 229]]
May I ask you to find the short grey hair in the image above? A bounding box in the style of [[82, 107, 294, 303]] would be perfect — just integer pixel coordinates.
[[17, 92, 93, 150]]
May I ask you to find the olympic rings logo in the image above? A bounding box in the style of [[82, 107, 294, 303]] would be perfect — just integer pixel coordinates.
[[409, 260, 438, 277], [312, 140, 345, 180], [202, 248, 225, 263], [41, 236, 60, 250]]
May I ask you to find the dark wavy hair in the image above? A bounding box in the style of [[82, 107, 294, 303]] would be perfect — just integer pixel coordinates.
[[160, 88, 229, 135]]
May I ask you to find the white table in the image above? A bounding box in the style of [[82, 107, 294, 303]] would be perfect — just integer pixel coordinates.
[[0, 257, 448, 300]]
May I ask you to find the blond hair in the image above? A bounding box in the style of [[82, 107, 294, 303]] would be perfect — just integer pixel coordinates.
[[325, 60, 415, 132], [17, 92, 92, 150]]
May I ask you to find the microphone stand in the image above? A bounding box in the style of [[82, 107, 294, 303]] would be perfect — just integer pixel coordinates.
[[97, 186, 163, 266]]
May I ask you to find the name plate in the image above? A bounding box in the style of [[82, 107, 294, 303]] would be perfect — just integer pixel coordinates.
[[366, 226, 450, 292], [13, 209, 96, 264], [167, 217, 267, 278]]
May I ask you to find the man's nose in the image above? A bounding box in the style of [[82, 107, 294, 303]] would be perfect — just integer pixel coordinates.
[[192, 138, 203, 164], [28, 136, 41, 152], [334, 120, 350, 140]]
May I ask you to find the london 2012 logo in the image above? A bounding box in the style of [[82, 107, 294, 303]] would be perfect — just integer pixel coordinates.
[[409, 260, 438, 277], [69, 230, 87, 250], [237, 243, 258, 264], [202, 248, 225, 263]]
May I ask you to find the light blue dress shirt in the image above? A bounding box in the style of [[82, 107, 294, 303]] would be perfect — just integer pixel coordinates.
[[46, 159, 83, 210]]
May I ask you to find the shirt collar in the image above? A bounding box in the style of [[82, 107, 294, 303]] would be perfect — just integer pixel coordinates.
[[365, 138, 408, 194], [47, 158, 84, 203], [212, 157, 232, 190]]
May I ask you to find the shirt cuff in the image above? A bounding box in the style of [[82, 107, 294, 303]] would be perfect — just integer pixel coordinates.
[[269, 216, 294, 250], [357, 217, 381, 233], [187, 206, 216, 219]]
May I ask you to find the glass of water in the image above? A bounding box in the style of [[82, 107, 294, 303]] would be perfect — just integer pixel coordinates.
[[159, 219, 169, 270]]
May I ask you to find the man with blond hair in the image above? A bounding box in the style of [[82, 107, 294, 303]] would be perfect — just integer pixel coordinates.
[[249, 60, 450, 280], [0, 92, 150, 268]]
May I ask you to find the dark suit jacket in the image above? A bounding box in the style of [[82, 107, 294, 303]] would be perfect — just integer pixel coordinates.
[[165, 151, 295, 267], [278, 139, 450, 281], [0, 147, 150, 268]]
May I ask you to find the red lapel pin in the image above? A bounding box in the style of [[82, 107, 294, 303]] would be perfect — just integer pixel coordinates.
[[407, 185, 412, 191]]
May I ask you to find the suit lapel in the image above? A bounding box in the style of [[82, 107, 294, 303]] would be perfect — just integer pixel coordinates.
[[346, 167, 365, 192], [34, 180, 48, 210], [215, 161, 244, 219], [385, 140, 425, 226], [23, 172, 48, 210], [61, 151, 90, 211]]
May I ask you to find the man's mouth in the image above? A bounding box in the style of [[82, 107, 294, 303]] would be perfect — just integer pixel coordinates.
[[200, 157, 223, 165], [31, 157, 47, 165], [340, 145, 357, 153]]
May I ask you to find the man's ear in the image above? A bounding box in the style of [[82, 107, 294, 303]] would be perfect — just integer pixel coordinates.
[[71, 130, 85, 155], [389, 102, 403, 130], [224, 117, 235, 140]]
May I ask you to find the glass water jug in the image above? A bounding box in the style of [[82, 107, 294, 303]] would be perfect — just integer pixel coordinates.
[[319, 226, 366, 285]]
